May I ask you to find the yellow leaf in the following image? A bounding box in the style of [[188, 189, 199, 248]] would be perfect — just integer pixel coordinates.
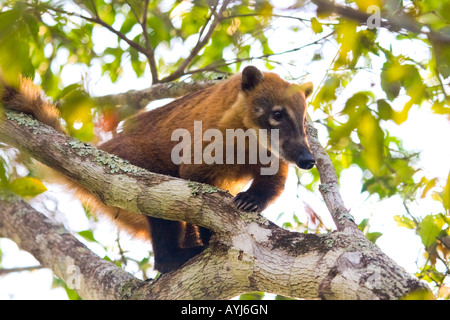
[[354, 0, 382, 11], [311, 17, 323, 34], [443, 171, 450, 212], [357, 112, 384, 174], [9, 177, 47, 198], [401, 289, 435, 300]]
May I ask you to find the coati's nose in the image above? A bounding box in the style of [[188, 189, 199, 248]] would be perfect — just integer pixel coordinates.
[[297, 150, 315, 170]]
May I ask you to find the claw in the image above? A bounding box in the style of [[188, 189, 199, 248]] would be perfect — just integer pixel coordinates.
[[234, 192, 260, 212], [243, 201, 256, 211], [234, 199, 243, 208]]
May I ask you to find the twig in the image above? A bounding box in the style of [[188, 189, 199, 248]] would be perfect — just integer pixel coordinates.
[[117, 0, 158, 83], [311, 0, 450, 43], [140, 0, 159, 84], [160, 0, 232, 83], [402, 200, 420, 228], [29, 2, 153, 71], [185, 31, 335, 76], [0, 265, 45, 276]]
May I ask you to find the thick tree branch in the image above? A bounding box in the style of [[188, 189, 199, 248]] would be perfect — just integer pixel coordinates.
[[0, 195, 141, 299], [0, 109, 432, 300], [94, 80, 217, 120], [0, 191, 430, 300]]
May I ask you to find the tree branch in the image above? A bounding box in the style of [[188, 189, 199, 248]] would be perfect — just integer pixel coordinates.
[[306, 120, 358, 233], [311, 0, 450, 43], [183, 31, 335, 77], [0, 108, 432, 300], [31, 1, 159, 83], [0, 195, 140, 299], [0, 265, 45, 276], [159, 0, 232, 83], [94, 79, 218, 118], [138, 0, 159, 83]]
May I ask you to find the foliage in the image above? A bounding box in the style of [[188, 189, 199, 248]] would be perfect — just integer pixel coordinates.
[[0, 0, 449, 299]]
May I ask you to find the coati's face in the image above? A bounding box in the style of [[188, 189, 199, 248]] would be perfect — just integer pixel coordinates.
[[241, 66, 315, 170]]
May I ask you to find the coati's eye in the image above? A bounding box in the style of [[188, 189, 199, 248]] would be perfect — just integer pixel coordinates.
[[272, 110, 283, 121]]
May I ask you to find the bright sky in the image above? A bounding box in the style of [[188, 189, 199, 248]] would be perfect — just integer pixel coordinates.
[[1, 1, 449, 299]]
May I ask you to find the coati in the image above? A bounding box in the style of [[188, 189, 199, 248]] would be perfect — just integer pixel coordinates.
[[1, 66, 315, 273]]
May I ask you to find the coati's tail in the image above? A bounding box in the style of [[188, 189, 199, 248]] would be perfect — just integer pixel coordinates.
[[1, 76, 65, 133], [0, 76, 152, 241]]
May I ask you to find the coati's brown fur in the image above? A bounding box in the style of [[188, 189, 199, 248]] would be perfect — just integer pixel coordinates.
[[1, 66, 315, 273]]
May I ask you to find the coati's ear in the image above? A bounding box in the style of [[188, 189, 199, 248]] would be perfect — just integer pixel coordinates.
[[299, 82, 314, 99], [241, 66, 264, 91]]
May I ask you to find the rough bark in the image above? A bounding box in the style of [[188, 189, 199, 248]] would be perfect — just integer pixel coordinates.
[[95, 80, 217, 121], [0, 110, 431, 300]]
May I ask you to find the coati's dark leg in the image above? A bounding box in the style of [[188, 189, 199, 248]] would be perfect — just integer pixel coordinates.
[[198, 226, 212, 246], [178, 164, 215, 247], [234, 163, 288, 212], [181, 223, 201, 248], [182, 223, 212, 247], [147, 217, 203, 273]]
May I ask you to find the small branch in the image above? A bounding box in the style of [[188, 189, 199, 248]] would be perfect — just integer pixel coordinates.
[[160, 0, 232, 83], [31, 2, 154, 74], [184, 31, 335, 76], [311, 0, 450, 43], [140, 0, 159, 83], [402, 200, 420, 228], [306, 119, 358, 233], [0, 265, 45, 276]]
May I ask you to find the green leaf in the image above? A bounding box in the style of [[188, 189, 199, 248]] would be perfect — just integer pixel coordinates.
[[274, 294, 296, 300], [443, 172, 450, 212], [416, 265, 446, 285], [394, 215, 416, 229], [357, 112, 384, 174], [380, 61, 401, 101], [9, 177, 47, 198], [98, 3, 116, 26], [376, 99, 393, 120], [239, 292, 264, 300], [366, 231, 383, 244], [0, 156, 9, 189], [418, 215, 445, 248], [431, 101, 450, 120], [432, 26, 450, 79], [341, 92, 370, 115], [78, 230, 96, 243]]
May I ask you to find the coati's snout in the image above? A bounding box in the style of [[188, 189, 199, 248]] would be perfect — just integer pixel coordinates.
[[296, 149, 315, 170], [280, 140, 315, 170]]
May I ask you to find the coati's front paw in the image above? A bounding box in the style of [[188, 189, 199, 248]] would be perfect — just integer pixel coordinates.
[[234, 192, 261, 212]]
